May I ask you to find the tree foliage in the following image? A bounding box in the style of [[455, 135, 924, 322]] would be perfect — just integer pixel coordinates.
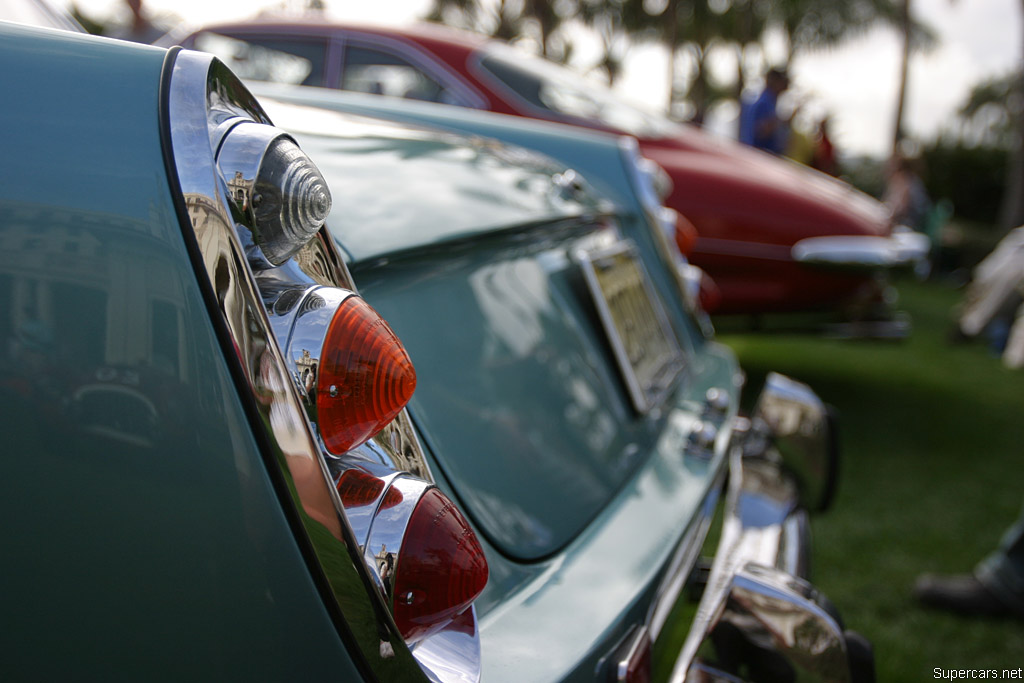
[[918, 68, 1024, 230], [427, 0, 581, 60], [426, 0, 923, 119], [954, 71, 1023, 150], [923, 141, 1009, 226]]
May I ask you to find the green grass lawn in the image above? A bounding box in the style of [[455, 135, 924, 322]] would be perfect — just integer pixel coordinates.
[[717, 279, 1024, 680]]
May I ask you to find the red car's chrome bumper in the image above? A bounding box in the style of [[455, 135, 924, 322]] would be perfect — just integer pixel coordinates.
[[792, 227, 930, 270]]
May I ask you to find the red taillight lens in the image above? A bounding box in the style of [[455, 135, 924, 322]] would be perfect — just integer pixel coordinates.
[[698, 270, 722, 314], [675, 213, 699, 258], [317, 296, 416, 455], [391, 488, 489, 643]]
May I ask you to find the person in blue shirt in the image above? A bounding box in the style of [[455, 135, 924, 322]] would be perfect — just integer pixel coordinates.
[[739, 67, 792, 154]]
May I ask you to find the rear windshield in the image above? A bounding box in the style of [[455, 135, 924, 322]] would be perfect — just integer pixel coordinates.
[[477, 45, 677, 139]]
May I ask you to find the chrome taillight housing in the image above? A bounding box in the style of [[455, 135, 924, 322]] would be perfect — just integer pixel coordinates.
[[218, 122, 332, 265], [336, 470, 488, 644], [164, 48, 487, 682]]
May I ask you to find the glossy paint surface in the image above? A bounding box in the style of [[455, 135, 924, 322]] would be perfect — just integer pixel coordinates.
[[250, 83, 706, 348], [262, 100, 606, 263], [0, 24, 361, 680], [367, 227, 667, 560], [446, 339, 740, 681]]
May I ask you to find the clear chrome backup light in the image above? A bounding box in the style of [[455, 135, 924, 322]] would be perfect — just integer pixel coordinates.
[[217, 121, 331, 265]]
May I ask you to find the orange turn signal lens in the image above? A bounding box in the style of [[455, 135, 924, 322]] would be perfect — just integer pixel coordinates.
[[317, 296, 416, 455]]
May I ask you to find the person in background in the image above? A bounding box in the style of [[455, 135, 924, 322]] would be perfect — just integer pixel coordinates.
[[883, 153, 932, 232], [915, 507, 1024, 620], [952, 224, 1024, 368], [785, 123, 814, 166], [739, 67, 794, 155], [811, 117, 838, 176]]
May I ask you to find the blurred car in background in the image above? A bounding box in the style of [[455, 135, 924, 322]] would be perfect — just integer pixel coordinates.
[[3, 11, 873, 683], [171, 18, 928, 330]]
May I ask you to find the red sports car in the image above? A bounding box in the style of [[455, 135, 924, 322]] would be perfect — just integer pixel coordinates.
[[174, 19, 927, 325]]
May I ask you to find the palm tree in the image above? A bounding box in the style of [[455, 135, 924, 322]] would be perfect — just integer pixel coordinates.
[[616, 0, 727, 118], [890, 0, 940, 152], [773, 0, 900, 63], [619, 0, 903, 119], [892, 0, 912, 151], [579, 0, 645, 85], [997, 0, 1024, 230], [427, 0, 578, 60]]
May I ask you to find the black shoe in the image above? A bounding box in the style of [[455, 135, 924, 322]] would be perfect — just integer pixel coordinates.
[[914, 574, 1020, 619]]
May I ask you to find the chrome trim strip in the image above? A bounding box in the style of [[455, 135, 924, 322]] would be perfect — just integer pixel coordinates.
[[792, 230, 930, 269], [614, 625, 651, 682], [648, 381, 740, 639], [668, 443, 816, 683], [166, 49, 427, 679], [693, 236, 793, 261], [646, 465, 726, 638]]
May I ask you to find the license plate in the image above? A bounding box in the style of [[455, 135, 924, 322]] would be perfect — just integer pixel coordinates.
[[577, 241, 685, 414]]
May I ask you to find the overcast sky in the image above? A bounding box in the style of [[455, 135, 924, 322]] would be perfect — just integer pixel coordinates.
[[67, 0, 1022, 159]]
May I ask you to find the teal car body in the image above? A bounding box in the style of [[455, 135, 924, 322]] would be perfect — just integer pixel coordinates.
[[254, 99, 869, 681], [0, 23, 367, 680], [261, 98, 736, 679], [2, 18, 868, 683], [0, 21, 484, 682]]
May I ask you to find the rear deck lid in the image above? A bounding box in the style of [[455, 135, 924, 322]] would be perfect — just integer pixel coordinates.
[[266, 100, 687, 559], [260, 99, 609, 262]]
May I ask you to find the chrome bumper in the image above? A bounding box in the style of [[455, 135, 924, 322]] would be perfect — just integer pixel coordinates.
[[668, 375, 871, 683], [792, 226, 929, 270]]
